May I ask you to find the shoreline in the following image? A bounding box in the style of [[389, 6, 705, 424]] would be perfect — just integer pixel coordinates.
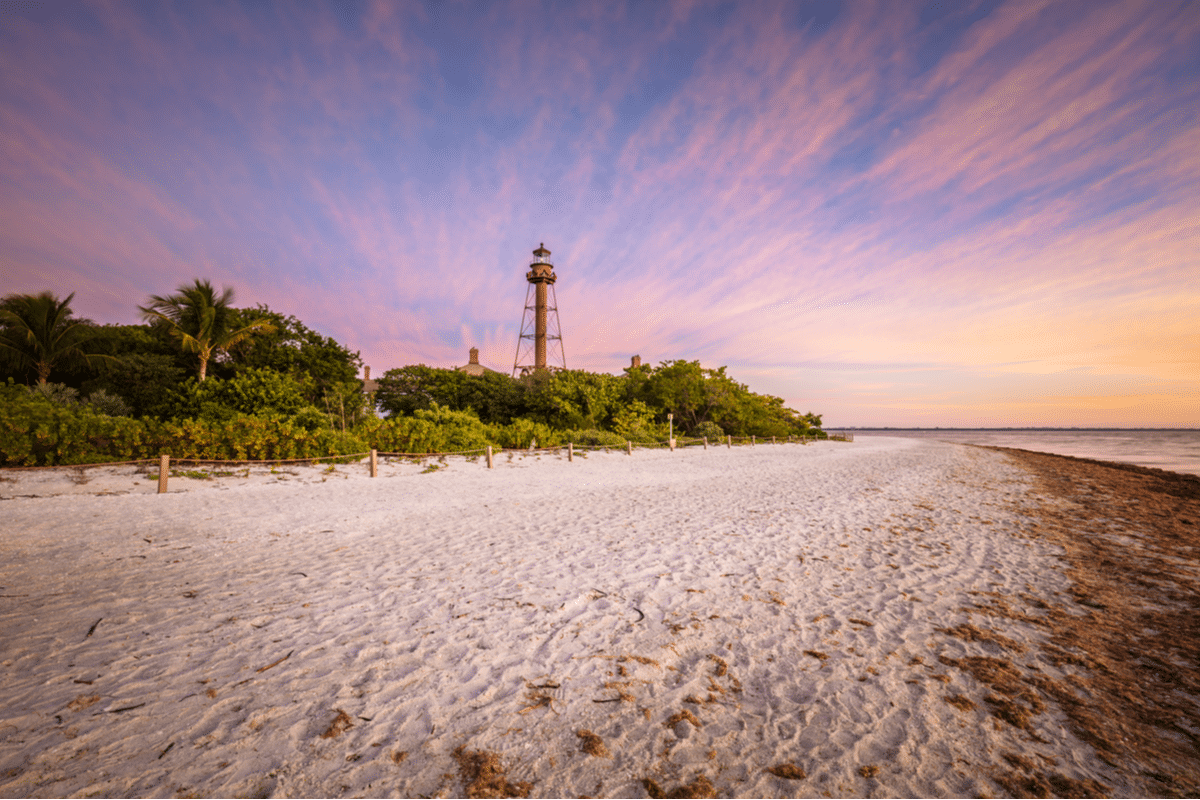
[[980, 445, 1200, 797], [984, 444, 1200, 489], [0, 439, 1196, 797], [852, 430, 1200, 478]]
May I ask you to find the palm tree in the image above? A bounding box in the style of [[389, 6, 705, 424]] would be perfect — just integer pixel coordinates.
[[139, 279, 275, 381], [0, 291, 114, 385]]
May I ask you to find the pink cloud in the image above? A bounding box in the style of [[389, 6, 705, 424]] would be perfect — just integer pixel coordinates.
[[3, 0, 1196, 426]]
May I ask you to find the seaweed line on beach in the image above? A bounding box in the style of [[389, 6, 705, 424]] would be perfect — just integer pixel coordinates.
[[979, 446, 1200, 798]]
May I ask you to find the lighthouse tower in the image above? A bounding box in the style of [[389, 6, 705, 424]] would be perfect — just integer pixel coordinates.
[[512, 243, 566, 377]]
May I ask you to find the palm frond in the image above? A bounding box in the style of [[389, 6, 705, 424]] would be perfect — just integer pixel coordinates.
[[214, 318, 277, 351], [0, 290, 113, 381], [136, 279, 273, 380]]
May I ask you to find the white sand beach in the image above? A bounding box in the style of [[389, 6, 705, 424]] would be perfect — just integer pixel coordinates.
[[0, 438, 1190, 797]]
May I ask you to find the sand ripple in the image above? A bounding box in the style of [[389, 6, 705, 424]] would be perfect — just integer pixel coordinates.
[[0, 439, 1142, 797]]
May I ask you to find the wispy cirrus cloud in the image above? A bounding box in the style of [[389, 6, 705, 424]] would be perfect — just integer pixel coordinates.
[[1, 0, 1195, 425]]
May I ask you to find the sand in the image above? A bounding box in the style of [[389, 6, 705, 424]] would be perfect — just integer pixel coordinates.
[[0, 438, 1196, 798]]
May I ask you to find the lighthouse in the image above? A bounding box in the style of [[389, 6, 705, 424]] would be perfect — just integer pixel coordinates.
[[512, 243, 566, 377]]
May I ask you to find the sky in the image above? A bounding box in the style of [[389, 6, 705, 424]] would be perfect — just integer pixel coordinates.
[[1, 0, 1197, 427]]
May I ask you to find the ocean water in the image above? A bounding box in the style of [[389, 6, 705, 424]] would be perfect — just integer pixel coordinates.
[[842, 429, 1200, 477]]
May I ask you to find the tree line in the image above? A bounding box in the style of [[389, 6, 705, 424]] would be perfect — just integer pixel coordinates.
[[0, 281, 823, 466], [374, 362, 822, 442]]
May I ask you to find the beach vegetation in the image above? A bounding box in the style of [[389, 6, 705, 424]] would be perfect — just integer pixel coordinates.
[[616, 359, 818, 439], [488, 417, 561, 449], [221, 304, 360, 387], [82, 388, 132, 417], [139, 279, 276, 382], [611, 399, 665, 442], [637, 359, 733, 431], [0, 291, 117, 385], [320, 378, 372, 431], [692, 420, 725, 441], [171, 368, 312, 422], [1, 378, 161, 466], [0, 379, 368, 465], [26, 381, 81, 406], [84, 351, 188, 419], [220, 306, 373, 431], [373, 364, 443, 415], [20, 380, 131, 417], [523, 369, 623, 430], [176, 469, 215, 481], [375, 364, 524, 424], [1, 285, 825, 465], [358, 403, 493, 454]]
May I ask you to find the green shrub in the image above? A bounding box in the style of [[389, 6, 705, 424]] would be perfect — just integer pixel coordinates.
[[27, 382, 80, 406], [171, 368, 311, 421], [0, 380, 156, 465], [692, 420, 725, 441], [84, 353, 186, 419], [490, 417, 562, 449], [0, 381, 368, 465], [84, 389, 131, 417], [358, 404, 493, 454], [611, 399, 665, 443], [153, 415, 366, 461], [291, 405, 329, 432]]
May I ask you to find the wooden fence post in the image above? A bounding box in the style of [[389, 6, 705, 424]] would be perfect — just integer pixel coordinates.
[[703, 436, 707, 450], [568, 442, 573, 462], [487, 445, 493, 469], [627, 441, 632, 455], [157, 454, 169, 494], [727, 435, 731, 449], [752, 435, 756, 446], [370, 449, 378, 477], [772, 436, 776, 445]]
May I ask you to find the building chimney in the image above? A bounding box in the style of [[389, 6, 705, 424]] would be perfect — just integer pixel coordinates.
[[469, 347, 479, 365], [364, 366, 370, 380], [631, 355, 641, 368]]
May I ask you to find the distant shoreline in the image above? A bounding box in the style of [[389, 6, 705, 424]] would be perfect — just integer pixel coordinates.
[[838, 427, 1200, 431], [842, 429, 1200, 478], [977, 443, 1200, 485]]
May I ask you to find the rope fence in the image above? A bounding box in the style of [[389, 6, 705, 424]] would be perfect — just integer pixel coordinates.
[[169, 453, 373, 466], [0, 433, 847, 493], [0, 458, 161, 472]]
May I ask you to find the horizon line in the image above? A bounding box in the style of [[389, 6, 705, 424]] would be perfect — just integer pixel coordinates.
[[833, 427, 1200, 431]]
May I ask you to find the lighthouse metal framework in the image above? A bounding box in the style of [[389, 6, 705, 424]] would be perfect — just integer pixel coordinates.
[[512, 243, 566, 377]]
